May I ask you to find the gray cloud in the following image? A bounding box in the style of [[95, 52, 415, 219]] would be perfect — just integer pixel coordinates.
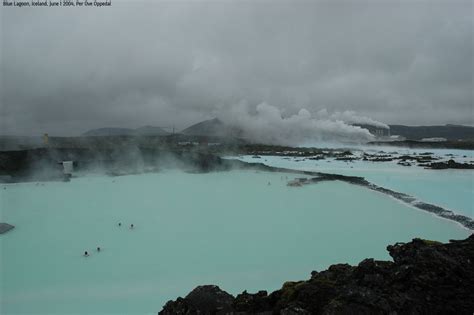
[[1, 0, 472, 136]]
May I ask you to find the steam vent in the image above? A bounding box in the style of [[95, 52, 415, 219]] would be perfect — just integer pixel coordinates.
[[0, 223, 15, 234]]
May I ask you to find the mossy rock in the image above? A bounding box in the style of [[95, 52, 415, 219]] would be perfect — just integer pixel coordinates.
[[416, 238, 442, 246], [280, 281, 305, 303]]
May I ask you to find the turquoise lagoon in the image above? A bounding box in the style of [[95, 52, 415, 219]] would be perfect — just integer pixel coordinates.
[[234, 152, 474, 218], [0, 170, 470, 314]]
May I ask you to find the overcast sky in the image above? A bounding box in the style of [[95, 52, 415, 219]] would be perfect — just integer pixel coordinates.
[[1, 0, 473, 136]]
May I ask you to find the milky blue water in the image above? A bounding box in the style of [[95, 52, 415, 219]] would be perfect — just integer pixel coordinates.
[[233, 151, 474, 219], [0, 170, 470, 314]]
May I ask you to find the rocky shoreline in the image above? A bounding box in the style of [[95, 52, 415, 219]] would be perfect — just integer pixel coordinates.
[[368, 139, 474, 150], [159, 235, 474, 314], [244, 149, 474, 170]]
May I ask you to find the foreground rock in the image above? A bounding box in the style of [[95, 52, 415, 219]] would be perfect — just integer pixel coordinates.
[[160, 285, 235, 314], [0, 223, 15, 234], [159, 235, 474, 314]]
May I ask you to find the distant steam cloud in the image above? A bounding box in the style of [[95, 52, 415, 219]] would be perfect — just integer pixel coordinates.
[[219, 102, 376, 145], [320, 110, 390, 129]]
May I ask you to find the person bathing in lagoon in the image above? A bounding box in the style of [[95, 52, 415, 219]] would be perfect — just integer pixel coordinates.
[[84, 251, 89, 257], [130, 224, 134, 229], [118, 222, 122, 227], [97, 247, 101, 252]]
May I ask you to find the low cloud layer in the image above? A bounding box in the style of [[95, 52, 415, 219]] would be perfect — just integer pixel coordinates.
[[1, 0, 472, 137]]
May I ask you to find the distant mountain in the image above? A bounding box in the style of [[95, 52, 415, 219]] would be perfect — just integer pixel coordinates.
[[181, 118, 242, 137], [83, 126, 169, 137], [134, 126, 169, 136], [388, 124, 474, 141], [82, 122, 473, 141], [82, 128, 134, 136]]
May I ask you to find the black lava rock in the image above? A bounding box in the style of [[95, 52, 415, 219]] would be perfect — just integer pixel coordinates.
[[0, 223, 15, 234], [159, 235, 474, 314]]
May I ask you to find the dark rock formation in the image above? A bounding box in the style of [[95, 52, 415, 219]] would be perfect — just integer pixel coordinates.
[[159, 235, 474, 315], [427, 159, 474, 170], [397, 155, 438, 163], [0, 223, 15, 234], [369, 139, 474, 150], [368, 157, 394, 162], [397, 161, 412, 166], [160, 285, 235, 314], [334, 157, 357, 161]]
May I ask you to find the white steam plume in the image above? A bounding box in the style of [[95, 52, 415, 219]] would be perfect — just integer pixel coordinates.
[[218, 102, 377, 146], [318, 109, 389, 129]]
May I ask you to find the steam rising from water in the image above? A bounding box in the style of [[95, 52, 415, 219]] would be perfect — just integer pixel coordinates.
[[219, 102, 382, 145]]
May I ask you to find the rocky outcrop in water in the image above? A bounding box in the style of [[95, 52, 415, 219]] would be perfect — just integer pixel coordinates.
[[0, 223, 15, 234], [369, 139, 474, 150], [426, 159, 474, 170], [159, 235, 474, 315]]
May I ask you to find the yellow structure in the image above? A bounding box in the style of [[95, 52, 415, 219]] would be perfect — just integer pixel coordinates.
[[43, 133, 49, 146]]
